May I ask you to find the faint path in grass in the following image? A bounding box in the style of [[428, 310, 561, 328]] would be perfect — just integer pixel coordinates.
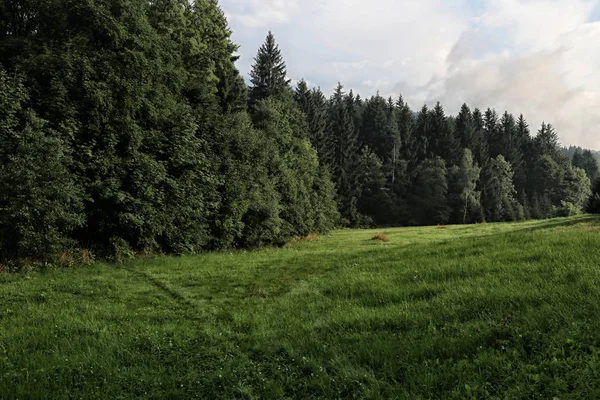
[[3, 215, 600, 399], [123, 266, 197, 311]]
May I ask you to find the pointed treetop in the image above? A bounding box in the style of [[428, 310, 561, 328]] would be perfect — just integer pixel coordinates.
[[396, 94, 405, 108], [249, 31, 291, 104], [460, 103, 471, 113], [295, 78, 309, 93], [517, 114, 529, 132], [536, 122, 560, 156], [333, 82, 345, 98]]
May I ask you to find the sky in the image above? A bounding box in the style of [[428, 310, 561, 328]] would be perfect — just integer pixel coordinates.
[[220, 0, 600, 149]]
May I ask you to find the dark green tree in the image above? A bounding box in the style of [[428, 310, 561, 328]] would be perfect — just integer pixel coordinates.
[[355, 147, 390, 226], [395, 95, 417, 166], [0, 69, 84, 261], [514, 114, 532, 194], [535, 122, 561, 159], [249, 31, 291, 105], [484, 108, 501, 158], [326, 83, 361, 225], [572, 149, 599, 182], [410, 157, 451, 225], [429, 102, 461, 165], [481, 155, 518, 222], [359, 94, 401, 189], [294, 80, 329, 159], [414, 105, 431, 161], [455, 103, 475, 150], [471, 108, 489, 168]]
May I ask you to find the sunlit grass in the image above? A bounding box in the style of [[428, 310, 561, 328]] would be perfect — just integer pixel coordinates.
[[2, 215, 600, 398]]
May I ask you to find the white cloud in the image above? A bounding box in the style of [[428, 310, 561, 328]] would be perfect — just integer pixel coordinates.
[[429, 7, 600, 149], [224, 0, 301, 28], [479, 0, 596, 50]]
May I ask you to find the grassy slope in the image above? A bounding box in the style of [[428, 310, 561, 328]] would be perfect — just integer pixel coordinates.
[[2, 216, 600, 399]]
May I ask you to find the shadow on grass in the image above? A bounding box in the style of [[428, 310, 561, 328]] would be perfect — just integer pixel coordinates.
[[512, 215, 600, 234]]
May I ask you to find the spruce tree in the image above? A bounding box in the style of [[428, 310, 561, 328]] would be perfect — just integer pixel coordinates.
[[572, 149, 599, 182], [414, 105, 430, 161], [327, 83, 360, 225], [471, 108, 490, 168], [429, 102, 460, 165], [294, 80, 329, 160], [515, 114, 532, 194], [356, 147, 390, 226], [535, 122, 560, 158], [455, 103, 475, 150], [249, 31, 291, 105], [396, 95, 416, 165], [410, 157, 451, 225], [359, 94, 401, 189], [484, 108, 501, 158], [499, 112, 525, 195]]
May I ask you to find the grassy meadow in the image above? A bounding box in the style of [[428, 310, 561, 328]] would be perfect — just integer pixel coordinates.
[[2, 216, 600, 399]]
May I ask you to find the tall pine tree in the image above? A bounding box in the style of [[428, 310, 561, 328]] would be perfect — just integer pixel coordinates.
[[249, 31, 291, 106]]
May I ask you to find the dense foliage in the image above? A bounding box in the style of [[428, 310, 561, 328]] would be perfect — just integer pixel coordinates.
[[0, 0, 337, 262], [295, 83, 595, 227], [0, 0, 596, 262]]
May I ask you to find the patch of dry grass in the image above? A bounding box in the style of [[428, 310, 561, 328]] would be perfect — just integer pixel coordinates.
[[371, 233, 389, 242]]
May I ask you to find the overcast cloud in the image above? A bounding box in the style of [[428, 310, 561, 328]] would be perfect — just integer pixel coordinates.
[[220, 0, 600, 149]]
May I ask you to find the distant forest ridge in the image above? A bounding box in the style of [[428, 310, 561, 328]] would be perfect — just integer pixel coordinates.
[[562, 146, 600, 165]]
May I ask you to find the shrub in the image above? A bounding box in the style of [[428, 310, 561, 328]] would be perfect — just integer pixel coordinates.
[[587, 194, 600, 214], [553, 201, 581, 218]]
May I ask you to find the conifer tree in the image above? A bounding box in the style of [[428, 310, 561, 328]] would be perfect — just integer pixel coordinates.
[[356, 147, 391, 226], [294, 80, 329, 160], [249, 31, 291, 105], [535, 122, 561, 158], [572, 149, 599, 182], [327, 83, 360, 225], [395, 95, 416, 165], [514, 114, 532, 194], [455, 103, 475, 150], [430, 102, 460, 165], [414, 105, 431, 161], [471, 108, 490, 168], [484, 108, 501, 158], [359, 94, 400, 189], [499, 112, 525, 195], [410, 157, 451, 225]]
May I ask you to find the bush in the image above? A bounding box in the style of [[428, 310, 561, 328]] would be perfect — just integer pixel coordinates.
[[553, 201, 581, 218], [587, 194, 600, 214]]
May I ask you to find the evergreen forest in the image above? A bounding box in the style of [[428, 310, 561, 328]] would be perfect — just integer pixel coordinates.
[[0, 0, 597, 263]]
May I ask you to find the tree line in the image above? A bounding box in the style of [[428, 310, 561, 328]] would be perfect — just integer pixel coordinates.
[[0, 0, 596, 263], [295, 75, 596, 227]]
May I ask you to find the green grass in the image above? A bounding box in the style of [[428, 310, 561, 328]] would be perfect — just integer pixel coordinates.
[[2, 216, 600, 399]]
